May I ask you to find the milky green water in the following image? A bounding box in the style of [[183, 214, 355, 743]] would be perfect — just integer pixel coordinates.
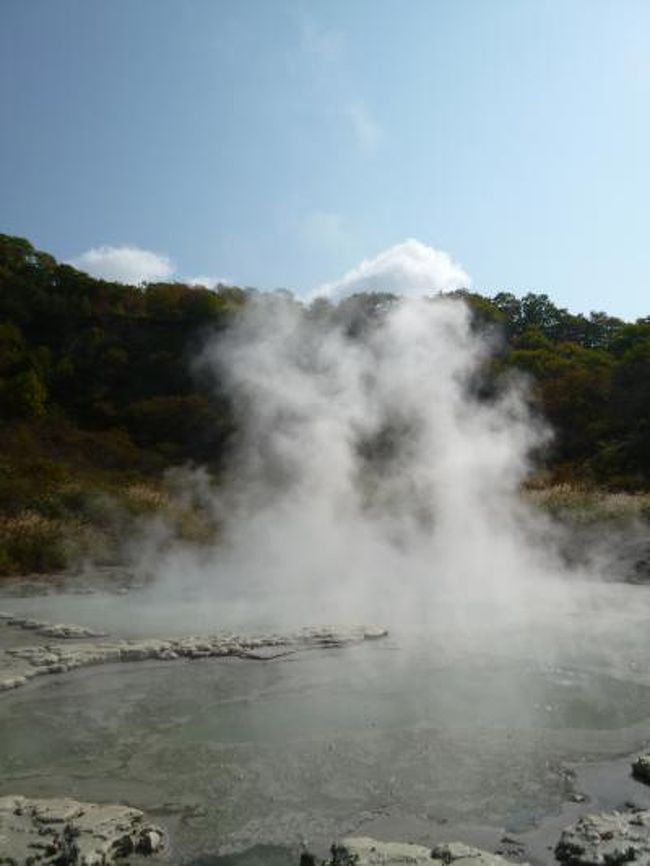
[[2, 581, 650, 864]]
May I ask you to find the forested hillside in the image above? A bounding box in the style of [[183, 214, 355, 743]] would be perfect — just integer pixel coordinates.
[[1, 233, 648, 573]]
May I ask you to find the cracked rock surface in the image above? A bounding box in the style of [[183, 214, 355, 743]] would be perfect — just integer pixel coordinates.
[[0, 794, 165, 865], [555, 810, 650, 866], [325, 837, 527, 866], [0, 619, 388, 692], [0, 611, 105, 639]]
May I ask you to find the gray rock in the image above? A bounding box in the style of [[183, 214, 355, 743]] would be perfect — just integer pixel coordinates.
[[555, 810, 650, 866], [432, 842, 524, 866], [632, 755, 650, 785], [38, 623, 106, 639], [328, 837, 432, 864], [0, 625, 389, 693], [0, 654, 37, 691], [0, 794, 165, 865], [1, 615, 105, 639], [325, 837, 525, 866]]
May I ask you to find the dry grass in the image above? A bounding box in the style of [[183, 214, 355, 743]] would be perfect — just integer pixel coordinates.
[[123, 482, 172, 512], [0, 510, 109, 575], [122, 482, 218, 543], [525, 483, 650, 522], [0, 475, 220, 576]]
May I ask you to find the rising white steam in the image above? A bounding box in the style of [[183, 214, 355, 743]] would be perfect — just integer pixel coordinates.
[[142, 293, 561, 632]]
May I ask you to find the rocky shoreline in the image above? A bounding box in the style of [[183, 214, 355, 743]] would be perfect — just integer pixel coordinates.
[[317, 837, 528, 865], [7, 796, 650, 866], [306, 749, 650, 866], [0, 795, 166, 865], [0, 613, 388, 693], [308, 809, 650, 866]]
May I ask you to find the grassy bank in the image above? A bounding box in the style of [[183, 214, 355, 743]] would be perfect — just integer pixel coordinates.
[[0, 413, 221, 576], [0, 480, 218, 576], [525, 482, 650, 524], [3, 467, 649, 577]]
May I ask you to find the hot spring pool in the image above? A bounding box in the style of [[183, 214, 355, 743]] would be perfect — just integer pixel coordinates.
[[2, 580, 650, 864]]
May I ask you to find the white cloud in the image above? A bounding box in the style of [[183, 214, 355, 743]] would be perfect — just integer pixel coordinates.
[[186, 275, 234, 289], [69, 245, 174, 284], [299, 19, 383, 154], [299, 210, 351, 250], [316, 239, 471, 300]]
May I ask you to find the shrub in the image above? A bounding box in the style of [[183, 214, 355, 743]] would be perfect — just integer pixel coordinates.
[[0, 511, 110, 575], [0, 511, 67, 574]]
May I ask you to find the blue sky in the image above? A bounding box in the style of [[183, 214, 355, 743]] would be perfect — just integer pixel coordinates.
[[2, 0, 650, 319]]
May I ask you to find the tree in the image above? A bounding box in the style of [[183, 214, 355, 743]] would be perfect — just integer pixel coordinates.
[[1, 370, 48, 419]]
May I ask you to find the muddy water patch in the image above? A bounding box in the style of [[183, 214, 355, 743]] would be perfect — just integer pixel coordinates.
[[2, 641, 650, 861]]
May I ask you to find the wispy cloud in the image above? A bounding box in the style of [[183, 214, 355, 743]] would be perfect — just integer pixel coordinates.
[[345, 102, 382, 154], [299, 210, 351, 251], [69, 245, 174, 284], [299, 19, 383, 155], [299, 20, 344, 68], [316, 239, 471, 300]]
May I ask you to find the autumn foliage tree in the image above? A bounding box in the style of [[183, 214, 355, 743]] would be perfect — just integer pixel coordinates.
[[0, 232, 648, 492]]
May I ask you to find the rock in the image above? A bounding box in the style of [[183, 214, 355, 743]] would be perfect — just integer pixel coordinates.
[[325, 837, 524, 866], [39, 623, 106, 639], [632, 755, 650, 784], [555, 810, 650, 866], [0, 625, 389, 693], [328, 837, 433, 865], [0, 794, 166, 864], [0, 675, 28, 690], [0, 654, 38, 691], [362, 626, 390, 640], [1, 615, 105, 639], [431, 842, 525, 866], [136, 828, 164, 854], [495, 836, 526, 859], [299, 626, 389, 648], [569, 793, 587, 804]]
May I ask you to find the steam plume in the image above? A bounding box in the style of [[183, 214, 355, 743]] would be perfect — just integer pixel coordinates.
[[143, 293, 559, 632]]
